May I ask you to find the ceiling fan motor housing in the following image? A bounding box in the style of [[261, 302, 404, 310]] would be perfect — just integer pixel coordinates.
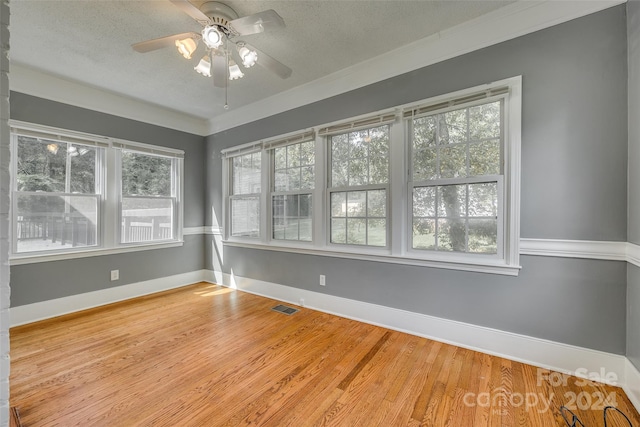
[[200, 1, 239, 35]]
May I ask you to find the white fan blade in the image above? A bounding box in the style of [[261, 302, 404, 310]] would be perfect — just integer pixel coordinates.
[[245, 43, 292, 79], [229, 10, 284, 36], [170, 0, 210, 25], [211, 53, 227, 88], [132, 32, 199, 53]]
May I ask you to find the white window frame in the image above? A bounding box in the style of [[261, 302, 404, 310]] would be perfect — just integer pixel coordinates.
[[267, 131, 316, 244], [407, 96, 506, 260], [9, 121, 185, 265], [222, 76, 521, 275], [222, 142, 263, 240], [325, 124, 392, 250], [114, 143, 183, 246]]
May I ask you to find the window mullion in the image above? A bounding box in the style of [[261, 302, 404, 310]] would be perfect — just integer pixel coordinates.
[[103, 147, 118, 248], [261, 149, 270, 243], [390, 119, 405, 256], [315, 135, 326, 247]]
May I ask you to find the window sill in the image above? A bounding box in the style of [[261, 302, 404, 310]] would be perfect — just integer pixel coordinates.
[[222, 240, 521, 276], [9, 240, 184, 265]]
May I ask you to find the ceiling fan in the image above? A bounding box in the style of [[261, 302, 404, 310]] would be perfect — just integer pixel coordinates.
[[132, 0, 292, 90]]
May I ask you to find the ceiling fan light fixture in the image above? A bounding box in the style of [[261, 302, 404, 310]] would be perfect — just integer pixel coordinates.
[[194, 55, 212, 77], [228, 60, 244, 80], [175, 37, 197, 59], [202, 25, 223, 49], [238, 46, 257, 68]]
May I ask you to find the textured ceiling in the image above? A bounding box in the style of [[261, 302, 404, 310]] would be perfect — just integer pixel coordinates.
[[11, 0, 513, 120]]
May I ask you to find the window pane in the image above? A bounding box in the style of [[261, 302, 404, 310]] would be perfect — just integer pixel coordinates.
[[412, 218, 436, 250], [331, 218, 346, 244], [468, 182, 498, 217], [348, 158, 367, 186], [468, 219, 497, 254], [367, 190, 386, 217], [16, 136, 67, 192], [233, 152, 261, 195], [439, 144, 466, 178], [273, 217, 286, 240], [330, 125, 389, 189], [331, 134, 349, 161], [350, 131, 368, 159], [347, 218, 366, 245], [287, 168, 300, 191], [438, 109, 467, 145], [437, 218, 466, 252], [367, 219, 386, 247], [369, 155, 388, 185], [70, 145, 96, 194], [299, 194, 313, 241], [285, 219, 299, 240], [331, 192, 346, 217], [122, 197, 173, 243], [122, 151, 172, 197], [332, 161, 348, 188], [438, 184, 467, 217], [231, 197, 260, 237], [272, 195, 285, 218], [288, 143, 300, 168], [413, 187, 436, 217], [413, 116, 436, 150], [469, 139, 500, 176], [274, 170, 287, 192], [413, 148, 437, 182], [300, 141, 315, 166], [274, 147, 286, 170], [272, 194, 312, 242], [469, 101, 500, 141], [347, 191, 366, 217], [301, 166, 314, 190], [15, 194, 98, 253]]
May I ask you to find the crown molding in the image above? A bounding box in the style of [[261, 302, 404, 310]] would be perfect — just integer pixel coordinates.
[[9, 64, 210, 136], [206, 0, 624, 135]]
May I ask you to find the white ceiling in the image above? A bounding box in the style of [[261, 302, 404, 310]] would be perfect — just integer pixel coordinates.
[[10, 0, 514, 121]]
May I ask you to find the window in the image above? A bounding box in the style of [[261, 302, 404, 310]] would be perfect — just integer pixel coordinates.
[[230, 151, 261, 238], [410, 100, 502, 254], [328, 125, 389, 247], [222, 77, 521, 275], [12, 132, 105, 254], [10, 122, 184, 260], [119, 150, 179, 244], [271, 138, 315, 241]]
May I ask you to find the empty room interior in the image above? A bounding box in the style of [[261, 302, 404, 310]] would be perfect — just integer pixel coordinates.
[[2, 0, 640, 425]]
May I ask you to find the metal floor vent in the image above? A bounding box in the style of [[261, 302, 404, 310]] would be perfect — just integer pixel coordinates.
[[271, 304, 299, 315]]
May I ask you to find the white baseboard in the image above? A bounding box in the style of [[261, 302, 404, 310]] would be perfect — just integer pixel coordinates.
[[10, 270, 208, 327], [624, 359, 640, 413], [203, 270, 630, 391]]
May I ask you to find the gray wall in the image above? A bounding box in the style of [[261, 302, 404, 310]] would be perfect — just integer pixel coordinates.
[[10, 93, 207, 306], [205, 6, 629, 354], [629, 265, 640, 369], [628, 0, 640, 371]]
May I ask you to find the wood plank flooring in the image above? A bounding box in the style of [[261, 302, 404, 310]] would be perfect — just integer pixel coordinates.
[[10, 282, 640, 426]]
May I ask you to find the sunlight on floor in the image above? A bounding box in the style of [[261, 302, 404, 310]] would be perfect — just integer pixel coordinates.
[[198, 287, 234, 297]]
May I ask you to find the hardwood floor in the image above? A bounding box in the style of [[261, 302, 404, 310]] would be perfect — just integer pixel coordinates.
[[10, 282, 640, 426]]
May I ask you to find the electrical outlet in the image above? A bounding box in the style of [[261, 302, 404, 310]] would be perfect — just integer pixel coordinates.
[[319, 275, 326, 286], [110, 270, 119, 281]]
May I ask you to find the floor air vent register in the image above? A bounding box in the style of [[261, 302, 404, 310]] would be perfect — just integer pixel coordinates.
[[271, 304, 299, 315]]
